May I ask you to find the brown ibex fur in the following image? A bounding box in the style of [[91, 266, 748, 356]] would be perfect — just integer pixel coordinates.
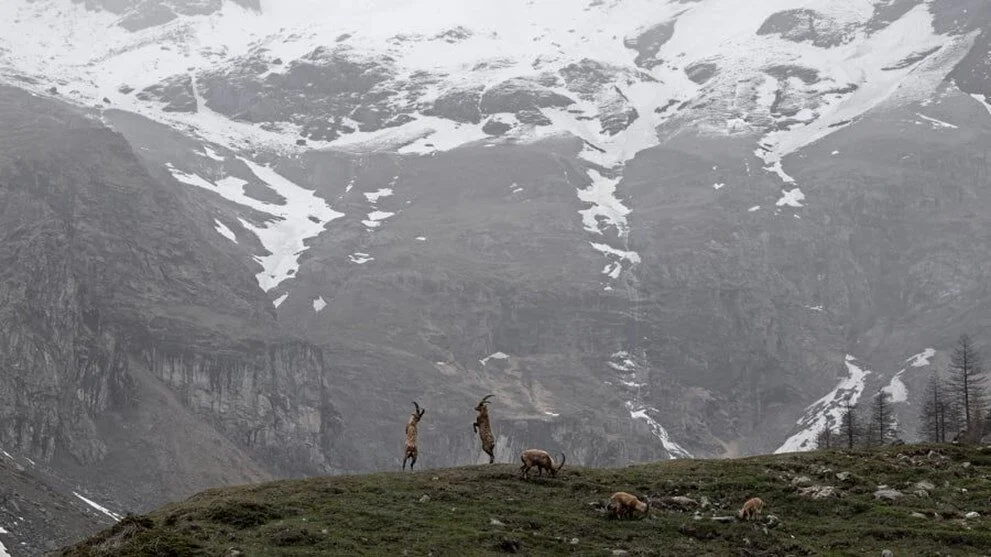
[[472, 394, 496, 463], [519, 449, 565, 479], [608, 492, 650, 519], [737, 497, 765, 521], [402, 401, 426, 470]]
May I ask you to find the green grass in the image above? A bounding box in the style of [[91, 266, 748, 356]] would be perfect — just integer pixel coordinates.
[[62, 444, 991, 556]]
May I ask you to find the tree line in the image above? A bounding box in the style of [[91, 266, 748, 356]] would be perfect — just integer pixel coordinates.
[[815, 334, 987, 450]]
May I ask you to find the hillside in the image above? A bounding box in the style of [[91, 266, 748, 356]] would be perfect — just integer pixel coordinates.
[[0, 450, 115, 555], [62, 444, 991, 556]]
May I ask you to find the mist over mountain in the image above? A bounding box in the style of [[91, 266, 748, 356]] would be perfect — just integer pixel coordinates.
[[1, 0, 991, 549]]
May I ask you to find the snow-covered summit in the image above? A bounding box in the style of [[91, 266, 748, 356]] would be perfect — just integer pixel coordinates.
[[0, 1, 974, 168], [0, 0, 978, 292]]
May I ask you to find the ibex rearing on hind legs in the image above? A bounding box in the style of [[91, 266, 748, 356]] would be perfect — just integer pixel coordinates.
[[473, 394, 496, 464], [402, 401, 426, 470]]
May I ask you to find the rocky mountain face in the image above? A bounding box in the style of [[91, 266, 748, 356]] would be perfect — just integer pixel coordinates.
[[71, 0, 260, 31], [0, 86, 353, 515], [0, 450, 115, 555], [0, 0, 990, 540]]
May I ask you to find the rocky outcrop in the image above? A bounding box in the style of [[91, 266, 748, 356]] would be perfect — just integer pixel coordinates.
[[118, 2, 181, 31], [482, 118, 512, 135], [764, 65, 820, 85], [136, 339, 342, 476], [427, 86, 483, 124], [479, 78, 574, 115], [197, 46, 405, 139], [624, 21, 675, 69], [560, 59, 622, 100], [558, 59, 641, 135], [685, 61, 718, 85], [599, 98, 638, 136], [515, 108, 552, 126], [136, 74, 197, 113], [71, 0, 257, 31], [757, 9, 853, 48]]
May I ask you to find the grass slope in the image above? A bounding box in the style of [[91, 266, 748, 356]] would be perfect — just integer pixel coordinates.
[[62, 444, 991, 556]]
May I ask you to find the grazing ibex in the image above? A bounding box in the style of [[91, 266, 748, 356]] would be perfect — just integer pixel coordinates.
[[608, 491, 650, 519], [737, 497, 765, 521], [472, 394, 496, 464], [402, 401, 426, 470], [519, 449, 565, 479]]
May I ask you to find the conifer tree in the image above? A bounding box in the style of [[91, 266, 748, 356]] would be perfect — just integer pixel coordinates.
[[838, 399, 860, 449], [947, 334, 987, 435], [869, 389, 896, 445], [918, 372, 948, 443]]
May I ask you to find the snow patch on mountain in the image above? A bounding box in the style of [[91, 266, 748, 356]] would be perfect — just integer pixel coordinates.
[[577, 169, 631, 238], [882, 371, 908, 404], [971, 94, 991, 118], [480, 352, 509, 365], [203, 146, 225, 161], [0, 0, 982, 373], [348, 252, 374, 264], [0, 0, 975, 166], [749, 5, 968, 188], [775, 354, 872, 454], [73, 492, 122, 522], [0, 0, 979, 298], [878, 348, 935, 405], [627, 402, 693, 459], [916, 113, 958, 130], [312, 296, 326, 313], [608, 352, 637, 373], [332, 116, 489, 155], [605, 351, 689, 458], [907, 348, 935, 367], [362, 210, 395, 229], [213, 219, 237, 243], [363, 188, 394, 203], [776, 188, 806, 208], [168, 159, 344, 291]]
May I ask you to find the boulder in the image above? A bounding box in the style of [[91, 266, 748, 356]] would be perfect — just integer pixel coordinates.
[[480, 78, 574, 114], [873, 489, 904, 501]]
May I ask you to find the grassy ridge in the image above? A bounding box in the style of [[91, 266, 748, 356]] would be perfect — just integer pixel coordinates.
[[62, 444, 991, 556]]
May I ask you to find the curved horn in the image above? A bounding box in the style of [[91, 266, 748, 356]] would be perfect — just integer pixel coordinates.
[[479, 394, 495, 405], [557, 452, 566, 471], [412, 401, 421, 413]]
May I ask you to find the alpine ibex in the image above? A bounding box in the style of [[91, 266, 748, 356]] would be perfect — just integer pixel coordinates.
[[472, 394, 496, 464], [608, 491, 650, 519], [402, 401, 426, 470], [519, 449, 565, 479], [737, 497, 765, 521]]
